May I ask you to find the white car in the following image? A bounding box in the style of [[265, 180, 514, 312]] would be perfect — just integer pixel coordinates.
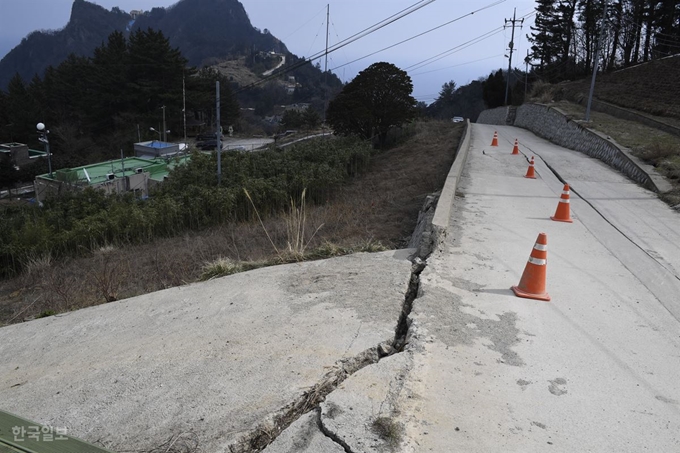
[[452, 116, 464, 123]]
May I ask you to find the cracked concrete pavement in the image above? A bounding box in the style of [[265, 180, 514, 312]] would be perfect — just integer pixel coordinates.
[[391, 124, 680, 452], [3, 120, 679, 453], [282, 122, 680, 452], [0, 250, 413, 452]]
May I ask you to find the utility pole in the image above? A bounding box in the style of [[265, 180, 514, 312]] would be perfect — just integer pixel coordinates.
[[182, 75, 187, 145], [216, 81, 221, 185], [586, 0, 609, 122], [323, 4, 330, 124], [161, 105, 167, 142], [524, 50, 530, 102], [504, 8, 524, 106]]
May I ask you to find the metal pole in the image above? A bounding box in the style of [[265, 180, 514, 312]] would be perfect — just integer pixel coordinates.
[[162, 105, 167, 142], [586, 0, 608, 122], [323, 4, 330, 124], [46, 137, 52, 178], [216, 81, 221, 185], [183, 75, 187, 145]]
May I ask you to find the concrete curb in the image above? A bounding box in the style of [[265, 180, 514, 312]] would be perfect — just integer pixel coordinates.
[[430, 119, 472, 249], [477, 104, 672, 193]]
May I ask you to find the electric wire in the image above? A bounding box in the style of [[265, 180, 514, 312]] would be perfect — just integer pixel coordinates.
[[330, 0, 507, 71], [405, 10, 536, 73], [281, 5, 328, 42], [233, 0, 437, 93], [309, 0, 437, 60], [410, 54, 504, 76]]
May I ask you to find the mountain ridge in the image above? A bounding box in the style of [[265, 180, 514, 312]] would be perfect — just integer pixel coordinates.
[[0, 0, 289, 90]]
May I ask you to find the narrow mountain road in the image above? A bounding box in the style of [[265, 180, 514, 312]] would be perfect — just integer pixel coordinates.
[[262, 55, 286, 76]]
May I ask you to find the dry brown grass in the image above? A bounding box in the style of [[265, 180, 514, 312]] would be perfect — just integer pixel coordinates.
[[209, 56, 261, 86], [528, 80, 558, 103], [559, 55, 680, 122], [0, 121, 463, 325]]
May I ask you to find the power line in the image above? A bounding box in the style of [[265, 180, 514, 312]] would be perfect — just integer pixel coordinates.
[[307, 0, 437, 61], [281, 5, 328, 42], [405, 10, 536, 73], [405, 27, 505, 71], [233, 0, 437, 94], [410, 54, 504, 76], [330, 0, 507, 71]]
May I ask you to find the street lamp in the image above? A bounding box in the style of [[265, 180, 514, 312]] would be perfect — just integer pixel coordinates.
[[36, 122, 52, 178], [149, 127, 170, 142]]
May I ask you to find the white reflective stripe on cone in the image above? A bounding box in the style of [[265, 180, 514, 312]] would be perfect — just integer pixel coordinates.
[[559, 199, 570, 203], [533, 243, 548, 251], [528, 257, 547, 266]]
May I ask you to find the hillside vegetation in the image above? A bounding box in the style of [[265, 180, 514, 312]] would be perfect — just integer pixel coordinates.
[[559, 55, 680, 121], [0, 121, 464, 325]]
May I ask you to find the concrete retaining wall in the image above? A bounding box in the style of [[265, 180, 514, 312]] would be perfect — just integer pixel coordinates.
[[477, 103, 670, 193], [409, 119, 472, 258], [430, 119, 472, 249]]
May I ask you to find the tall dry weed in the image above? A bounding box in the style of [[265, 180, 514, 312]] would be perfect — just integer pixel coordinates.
[[245, 188, 324, 261], [529, 80, 556, 103]]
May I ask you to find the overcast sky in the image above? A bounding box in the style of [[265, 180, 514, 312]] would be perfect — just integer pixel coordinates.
[[0, 0, 537, 102]]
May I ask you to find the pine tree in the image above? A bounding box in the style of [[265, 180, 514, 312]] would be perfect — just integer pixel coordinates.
[[326, 62, 416, 147], [654, 0, 680, 57], [529, 0, 560, 68]]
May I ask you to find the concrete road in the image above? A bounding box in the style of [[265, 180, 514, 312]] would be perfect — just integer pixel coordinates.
[[390, 123, 680, 452], [222, 137, 274, 151], [0, 250, 412, 452], [496, 125, 680, 320]]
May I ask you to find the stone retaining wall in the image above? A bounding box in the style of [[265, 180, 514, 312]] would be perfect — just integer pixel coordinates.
[[476, 103, 670, 193], [476, 106, 508, 126]]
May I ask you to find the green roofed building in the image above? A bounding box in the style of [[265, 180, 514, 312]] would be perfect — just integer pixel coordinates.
[[0, 143, 48, 167], [34, 155, 189, 202]]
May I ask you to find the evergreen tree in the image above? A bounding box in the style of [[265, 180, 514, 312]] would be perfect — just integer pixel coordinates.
[[89, 31, 130, 134], [126, 28, 188, 127], [429, 81, 457, 119], [187, 67, 239, 133], [482, 70, 507, 108], [326, 62, 416, 147], [654, 0, 680, 57], [529, 0, 560, 68], [4, 74, 40, 144]]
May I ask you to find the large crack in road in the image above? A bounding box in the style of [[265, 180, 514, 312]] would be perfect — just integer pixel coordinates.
[[226, 256, 428, 453]]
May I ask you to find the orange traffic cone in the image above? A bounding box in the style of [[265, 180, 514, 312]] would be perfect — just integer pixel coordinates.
[[491, 131, 499, 147], [512, 233, 551, 301], [511, 139, 520, 155], [551, 183, 574, 223], [525, 156, 536, 179]]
